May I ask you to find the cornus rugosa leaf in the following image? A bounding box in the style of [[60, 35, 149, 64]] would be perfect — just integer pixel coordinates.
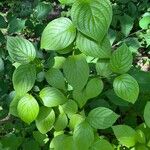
[[144, 102, 150, 128], [17, 94, 39, 124], [36, 106, 55, 134], [113, 74, 139, 103], [76, 33, 111, 58], [45, 68, 66, 90], [7, 36, 36, 64], [39, 87, 67, 107], [87, 107, 119, 129], [63, 54, 89, 90], [71, 0, 112, 42], [110, 43, 133, 74], [112, 125, 137, 148], [41, 17, 76, 51], [90, 139, 113, 150], [13, 64, 36, 96], [85, 78, 104, 99], [73, 121, 94, 150]]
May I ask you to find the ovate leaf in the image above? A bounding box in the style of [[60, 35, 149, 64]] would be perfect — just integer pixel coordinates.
[[7, 36, 36, 63], [36, 106, 55, 134], [41, 17, 76, 50], [71, 0, 112, 41], [144, 102, 150, 128], [13, 64, 36, 96], [87, 107, 119, 129], [54, 113, 68, 131], [85, 78, 103, 99], [90, 139, 113, 150], [39, 87, 67, 107], [110, 43, 133, 74], [76, 33, 111, 58], [73, 121, 94, 150], [17, 94, 39, 124], [63, 55, 89, 90], [45, 68, 65, 90], [112, 125, 137, 147], [113, 74, 139, 103]]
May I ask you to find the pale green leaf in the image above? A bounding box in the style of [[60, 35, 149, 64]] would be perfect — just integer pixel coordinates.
[[112, 125, 137, 147], [36, 106, 55, 134], [13, 64, 36, 96], [139, 16, 150, 29], [113, 74, 139, 103], [39, 87, 67, 107], [87, 107, 119, 129], [41, 17, 76, 51], [7, 36, 36, 63], [76, 33, 111, 58], [73, 121, 94, 150], [63, 54, 89, 90], [17, 94, 39, 124], [58, 0, 75, 4], [45, 68, 65, 90], [110, 43, 133, 74], [144, 102, 150, 128], [71, 0, 112, 41]]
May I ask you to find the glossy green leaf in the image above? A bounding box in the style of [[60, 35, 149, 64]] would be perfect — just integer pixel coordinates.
[[39, 87, 67, 107], [54, 113, 68, 131], [112, 125, 137, 147], [85, 78, 103, 99], [113, 74, 139, 103], [144, 102, 150, 128], [96, 59, 112, 77], [7, 36, 36, 64], [45, 68, 65, 90], [36, 106, 55, 134], [139, 16, 150, 29], [73, 121, 94, 150], [63, 55, 89, 90], [90, 139, 113, 150], [76, 33, 111, 58], [110, 43, 133, 74], [41, 17, 76, 50], [17, 94, 39, 124], [13, 64, 36, 96], [87, 107, 119, 129], [71, 0, 112, 41]]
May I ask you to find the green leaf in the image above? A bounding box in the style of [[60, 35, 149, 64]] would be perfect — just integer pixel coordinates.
[[119, 14, 134, 36], [61, 100, 78, 116], [54, 113, 68, 131], [139, 16, 150, 29], [45, 68, 65, 90], [0, 15, 7, 28], [85, 78, 103, 99], [50, 134, 75, 150], [36, 106, 55, 134], [0, 57, 4, 72], [8, 18, 26, 34], [113, 74, 139, 103], [63, 55, 89, 90], [110, 43, 133, 74], [144, 102, 150, 128], [59, 0, 75, 4], [96, 59, 112, 77], [71, 0, 112, 41], [41, 17, 76, 51], [17, 94, 39, 124], [22, 139, 40, 150], [7, 36, 36, 64], [90, 139, 113, 150], [76, 33, 111, 58], [13, 64, 36, 96], [73, 121, 94, 150], [112, 125, 137, 147], [87, 107, 119, 129], [39, 87, 67, 107], [34, 2, 52, 19]]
